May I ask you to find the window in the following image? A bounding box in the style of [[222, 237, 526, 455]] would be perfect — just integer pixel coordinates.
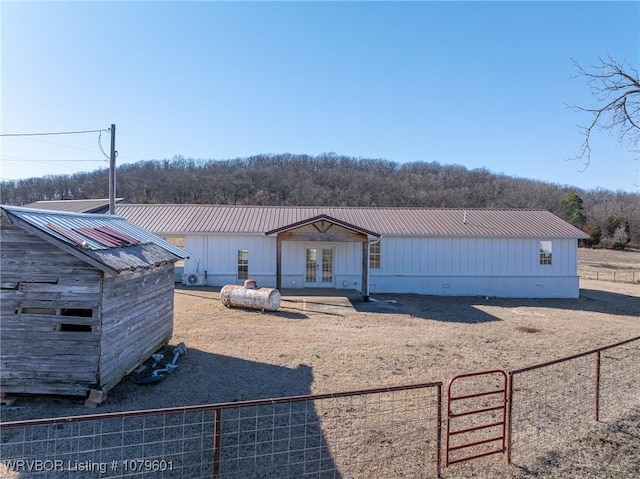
[[369, 241, 381, 269], [237, 250, 249, 280], [539, 241, 552, 265]]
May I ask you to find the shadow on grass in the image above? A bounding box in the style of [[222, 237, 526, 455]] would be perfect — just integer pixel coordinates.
[[176, 284, 639, 323], [119, 351, 346, 478], [370, 287, 639, 323], [1, 351, 345, 479]]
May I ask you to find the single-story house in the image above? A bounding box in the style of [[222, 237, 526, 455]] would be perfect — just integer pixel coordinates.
[[24, 198, 131, 214], [0, 205, 189, 397], [115, 205, 589, 299]]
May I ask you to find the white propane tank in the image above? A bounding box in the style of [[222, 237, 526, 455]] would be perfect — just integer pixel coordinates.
[[220, 281, 281, 311]]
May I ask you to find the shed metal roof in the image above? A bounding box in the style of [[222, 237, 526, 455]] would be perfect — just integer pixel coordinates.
[[115, 204, 589, 239], [23, 198, 130, 214], [1, 205, 189, 274]]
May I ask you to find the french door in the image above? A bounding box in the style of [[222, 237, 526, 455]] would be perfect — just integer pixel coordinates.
[[304, 247, 335, 287]]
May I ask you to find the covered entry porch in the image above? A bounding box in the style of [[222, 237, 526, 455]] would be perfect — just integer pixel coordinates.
[[265, 215, 380, 300]]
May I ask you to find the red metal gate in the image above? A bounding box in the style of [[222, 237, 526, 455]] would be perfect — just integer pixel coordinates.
[[446, 370, 508, 466]]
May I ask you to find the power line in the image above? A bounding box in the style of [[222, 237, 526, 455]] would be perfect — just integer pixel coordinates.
[[0, 128, 108, 137], [98, 130, 111, 160], [0, 155, 107, 165], [18, 135, 107, 156]]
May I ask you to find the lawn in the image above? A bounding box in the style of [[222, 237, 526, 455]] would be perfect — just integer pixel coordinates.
[[1, 249, 638, 478]]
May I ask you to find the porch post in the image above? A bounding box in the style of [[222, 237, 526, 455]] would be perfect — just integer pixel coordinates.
[[276, 235, 282, 291], [362, 240, 369, 302]]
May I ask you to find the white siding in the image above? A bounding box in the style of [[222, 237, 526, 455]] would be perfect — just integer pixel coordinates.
[[183, 234, 277, 287], [369, 236, 580, 298], [182, 233, 581, 298]]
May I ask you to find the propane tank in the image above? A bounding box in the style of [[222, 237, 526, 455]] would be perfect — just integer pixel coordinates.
[[220, 281, 281, 311]]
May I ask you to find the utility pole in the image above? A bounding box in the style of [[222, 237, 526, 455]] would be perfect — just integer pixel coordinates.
[[109, 124, 116, 214]]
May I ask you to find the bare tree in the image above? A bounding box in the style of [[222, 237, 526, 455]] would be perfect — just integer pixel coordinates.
[[570, 55, 640, 170]]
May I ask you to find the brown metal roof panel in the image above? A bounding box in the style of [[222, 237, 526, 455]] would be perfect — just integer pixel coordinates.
[[23, 198, 129, 214], [114, 205, 589, 238]]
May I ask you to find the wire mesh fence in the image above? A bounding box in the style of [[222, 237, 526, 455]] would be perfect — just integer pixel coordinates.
[[0, 407, 216, 478], [507, 337, 640, 470], [1, 338, 638, 479], [599, 340, 640, 421], [0, 383, 442, 479], [579, 269, 640, 284], [507, 354, 595, 466], [214, 383, 442, 478]]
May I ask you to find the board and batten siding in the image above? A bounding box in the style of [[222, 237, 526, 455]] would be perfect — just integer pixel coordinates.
[[181, 233, 580, 297], [184, 234, 277, 287], [0, 223, 102, 395], [370, 236, 580, 298], [183, 234, 365, 289], [99, 266, 175, 392]]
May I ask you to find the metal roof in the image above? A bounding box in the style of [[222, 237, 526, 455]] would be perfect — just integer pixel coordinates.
[[115, 204, 589, 239], [23, 198, 130, 214], [1, 205, 189, 274]]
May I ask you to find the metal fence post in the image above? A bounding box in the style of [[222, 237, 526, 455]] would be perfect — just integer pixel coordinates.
[[506, 372, 514, 465], [594, 352, 601, 422], [436, 383, 442, 478]]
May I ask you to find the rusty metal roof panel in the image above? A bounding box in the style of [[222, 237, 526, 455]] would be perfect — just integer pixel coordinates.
[[1, 205, 189, 273], [114, 205, 589, 238]]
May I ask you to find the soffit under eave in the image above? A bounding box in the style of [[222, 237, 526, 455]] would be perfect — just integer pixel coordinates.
[[264, 214, 381, 238]]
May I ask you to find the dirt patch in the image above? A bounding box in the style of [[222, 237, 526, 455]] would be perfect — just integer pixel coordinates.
[[2, 279, 638, 421], [1, 253, 639, 478], [515, 326, 542, 334]]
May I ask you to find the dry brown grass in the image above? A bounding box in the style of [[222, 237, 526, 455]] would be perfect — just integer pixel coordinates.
[[1, 248, 638, 478], [578, 247, 639, 270], [579, 248, 640, 283]]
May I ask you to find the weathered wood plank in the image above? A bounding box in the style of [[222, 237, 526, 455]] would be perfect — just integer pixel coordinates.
[[1, 300, 99, 311], [1, 291, 102, 302], [2, 339, 100, 355], [101, 271, 174, 301], [1, 370, 98, 382], [100, 300, 172, 341], [18, 282, 101, 294], [101, 316, 172, 349], [0, 381, 91, 396], [2, 357, 98, 370], [101, 297, 172, 331], [1, 315, 100, 332], [99, 331, 172, 392], [98, 266, 175, 390], [1, 330, 101, 342], [101, 287, 172, 313]]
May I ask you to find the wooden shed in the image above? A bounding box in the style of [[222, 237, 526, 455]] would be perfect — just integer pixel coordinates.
[[0, 205, 189, 397]]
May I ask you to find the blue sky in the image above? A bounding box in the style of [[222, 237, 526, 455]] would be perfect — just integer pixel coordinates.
[[1, 1, 639, 192]]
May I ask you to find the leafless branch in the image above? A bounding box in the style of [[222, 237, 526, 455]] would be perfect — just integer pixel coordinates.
[[569, 55, 640, 170]]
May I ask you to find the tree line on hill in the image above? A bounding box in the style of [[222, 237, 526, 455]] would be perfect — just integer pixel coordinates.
[[1, 153, 639, 247]]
